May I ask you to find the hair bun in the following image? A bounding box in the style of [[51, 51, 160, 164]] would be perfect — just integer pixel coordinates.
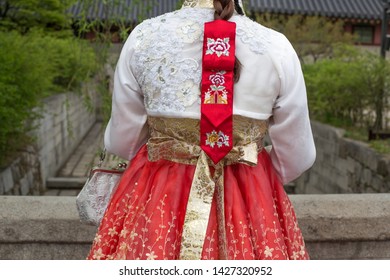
[[213, 0, 234, 20]]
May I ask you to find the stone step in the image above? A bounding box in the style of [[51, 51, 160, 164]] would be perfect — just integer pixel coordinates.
[[46, 177, 87, 189], [43, 189, 80, 196]]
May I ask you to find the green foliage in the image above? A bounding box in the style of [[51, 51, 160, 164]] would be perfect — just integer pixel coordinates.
[[0, 0, 100, 166], [74, 0, 149, 123], [256, 13, 389, 150], [304, 44, 390, 131], [344, 126, 390, 154], [74, 0, 146, 44], [0, 0, 76, 34], [0, 31, 48, 165], [46, 35, 98, 90], [256, 14, 354, 63], [0, 30, 97, 166], [369, 139, 390, 154]]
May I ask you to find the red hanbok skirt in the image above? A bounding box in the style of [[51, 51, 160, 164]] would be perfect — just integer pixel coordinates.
[[87, 143, 309, 260]]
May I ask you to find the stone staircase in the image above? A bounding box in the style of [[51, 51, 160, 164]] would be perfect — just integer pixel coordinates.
[[44, 122, 104, 196], [44, 122, 126, 196]]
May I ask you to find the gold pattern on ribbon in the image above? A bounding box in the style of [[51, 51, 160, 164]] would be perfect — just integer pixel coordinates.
[[204, 89, 228, 104], [204, 71, 228, 104]]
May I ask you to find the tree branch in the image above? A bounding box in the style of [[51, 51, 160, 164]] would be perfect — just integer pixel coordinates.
[[0, 1, 10, 20]]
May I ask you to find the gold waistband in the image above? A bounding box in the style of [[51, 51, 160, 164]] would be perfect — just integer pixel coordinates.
[[147, 116, 267, 165], [146, 116, 268, 259]]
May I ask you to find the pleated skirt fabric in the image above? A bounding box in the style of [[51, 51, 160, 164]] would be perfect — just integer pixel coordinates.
[[87, 146, 309, 260]]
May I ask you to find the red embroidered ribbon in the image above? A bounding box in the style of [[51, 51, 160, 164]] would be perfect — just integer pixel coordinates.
[[201, 20, 236, 164]]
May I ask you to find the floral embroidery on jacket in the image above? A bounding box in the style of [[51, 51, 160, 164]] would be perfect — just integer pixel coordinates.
[[130, 9, 272, 115]]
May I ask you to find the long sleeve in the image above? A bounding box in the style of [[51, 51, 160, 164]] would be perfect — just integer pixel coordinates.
[[268, 37, 316, 184], [104, 33, 149, 160]]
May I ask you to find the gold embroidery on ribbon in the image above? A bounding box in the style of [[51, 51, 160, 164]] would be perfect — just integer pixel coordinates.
[[205, 71, 228, 104], [180, 152, 214, 259], [214, 163, 227, 259], [147, 116, 268, 260]]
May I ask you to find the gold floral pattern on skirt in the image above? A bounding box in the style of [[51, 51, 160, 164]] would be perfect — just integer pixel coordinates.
[[87, 116, 309, 260]]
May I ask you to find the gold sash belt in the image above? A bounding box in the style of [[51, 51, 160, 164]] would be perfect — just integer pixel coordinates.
[[146, 117, 267, 260]]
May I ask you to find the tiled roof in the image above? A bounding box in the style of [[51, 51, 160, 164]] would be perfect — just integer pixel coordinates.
[[69, 0, 385, 22], [68, 0, 181, 22], [248, 0, 383, 20]]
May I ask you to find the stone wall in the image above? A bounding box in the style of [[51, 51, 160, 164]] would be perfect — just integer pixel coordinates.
[[0, 146, 42, 196], [0, 90, 98, 195], [295, 121, 390, 194], [1, 194, 389, 260], [36, 91, 97, 184]]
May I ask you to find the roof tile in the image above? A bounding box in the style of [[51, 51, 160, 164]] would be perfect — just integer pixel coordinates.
[[68, 0, 385, 22]]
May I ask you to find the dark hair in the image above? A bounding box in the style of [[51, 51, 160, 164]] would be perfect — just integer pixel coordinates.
[[213, 0, 242, 83]]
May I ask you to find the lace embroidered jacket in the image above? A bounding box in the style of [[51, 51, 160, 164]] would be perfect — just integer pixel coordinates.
[[104, 5, 316, 184]]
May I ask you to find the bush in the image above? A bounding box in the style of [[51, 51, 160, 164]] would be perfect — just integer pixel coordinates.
[[0, 31, 97, 166], [304, 44, 390, 130], [45, 35, 98, 90], [256, 14, 354, 63]]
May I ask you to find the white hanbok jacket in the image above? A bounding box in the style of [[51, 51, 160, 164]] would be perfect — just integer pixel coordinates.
[[104, 6, 316, 184]]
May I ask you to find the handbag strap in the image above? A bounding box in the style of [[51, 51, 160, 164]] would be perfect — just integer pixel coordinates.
[[97, 148, 127, 170], [98, 148, 106, 168]]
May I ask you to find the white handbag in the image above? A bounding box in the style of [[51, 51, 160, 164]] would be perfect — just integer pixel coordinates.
[[76, 150, 127, 226]]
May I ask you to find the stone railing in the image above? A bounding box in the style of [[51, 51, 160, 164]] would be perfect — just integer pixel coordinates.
[[295, 121, 390, 194], [1, 194, 389, 260], [295, 194, 390, 260], [0, 89, 99, 196]]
